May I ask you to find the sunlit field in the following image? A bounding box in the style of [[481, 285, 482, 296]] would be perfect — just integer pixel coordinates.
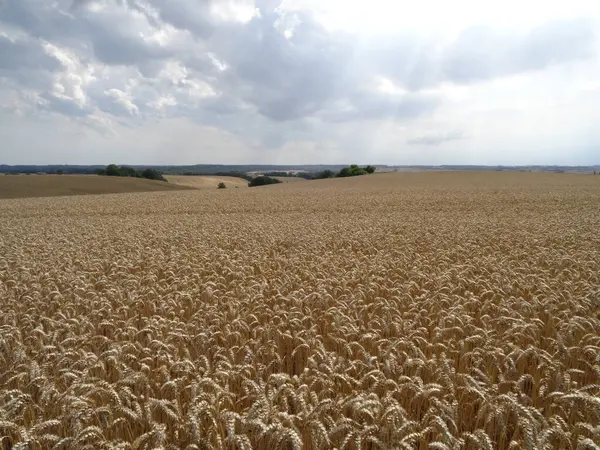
[[165, 175, 250, 189], [1, 172, 599, 449]]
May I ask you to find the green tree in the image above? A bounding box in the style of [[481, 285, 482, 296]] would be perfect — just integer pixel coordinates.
[[336, 165, 371, 177], [365, 165, 376, 174], [217, 182, 226, 189], [106, 164, 119, 176], [338, 167, 352, 177], [141, 168, 167, 181], [313, 170, 335, 179], [118, 166, 138, 177], [248, 176, 282, 187]]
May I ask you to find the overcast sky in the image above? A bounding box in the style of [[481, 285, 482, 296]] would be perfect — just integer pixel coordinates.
[[1, 0, 599, 165]]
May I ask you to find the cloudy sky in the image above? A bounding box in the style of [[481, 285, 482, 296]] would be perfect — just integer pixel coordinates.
[[1, 0, 599, 165]]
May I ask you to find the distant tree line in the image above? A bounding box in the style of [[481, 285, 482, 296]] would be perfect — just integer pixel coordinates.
[[312, 165, 376, 179], [175, 171, 254, 182], [260, 166, 376, 181], [262, 171, 292, 177], [248, 176, 282, 187], [96, 164, 167, 182], [262, 171, 313, 180], [0, 164, 376, 184], [153, 164, 354, 174], [0, 165, 101, 175]]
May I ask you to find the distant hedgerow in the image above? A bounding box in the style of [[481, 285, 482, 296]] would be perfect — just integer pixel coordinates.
[[336, 165, 376, 178], [97, 165, 167, 182], [248, 176, 282, 187]]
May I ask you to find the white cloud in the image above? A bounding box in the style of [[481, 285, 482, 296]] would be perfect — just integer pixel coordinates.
[[1, 0, 599, 165], [103, 89, 140, 116]]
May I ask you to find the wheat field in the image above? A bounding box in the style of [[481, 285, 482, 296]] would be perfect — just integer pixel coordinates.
[[0, 175, 192, 199], [165, 176, 250, 189], [0, 172, 599, 450]]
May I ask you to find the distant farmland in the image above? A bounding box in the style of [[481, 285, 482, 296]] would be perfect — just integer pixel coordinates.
[[0, 174, 192, 199], [165, 175, 250, 189]]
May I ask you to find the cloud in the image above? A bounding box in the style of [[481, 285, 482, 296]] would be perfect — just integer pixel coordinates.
[[407, 130, 468, 146], [206, 9, 359, 121], [0, 0, 599, 164], [98, 89, 140, 117], [145, 0, 214, 37], [442, 18, 596, 84], [0, 35, 61, 72]]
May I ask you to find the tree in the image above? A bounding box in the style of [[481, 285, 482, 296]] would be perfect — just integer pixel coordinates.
[[248, 176, 282, 187], [217, 182, 226, 189], [338, 165, 367, 177], [313, 170, 335, 179], [97, 164, 167, 181], [140, 168, 167, 181], [106, 164, 119, 176], [56, 169, 63, 175], [338, 167, 352, 177], [118, 166, 137, 177], [336, 165, 372, 177]]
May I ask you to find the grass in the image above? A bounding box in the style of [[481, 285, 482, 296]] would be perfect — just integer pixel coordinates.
[[0, 171, 598, 449], [0, 174, 192, 199]]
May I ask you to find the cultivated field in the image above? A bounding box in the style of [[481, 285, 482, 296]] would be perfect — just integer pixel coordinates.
[[0, 172, 599, 449], [165, 175, 250, 189], [273, 177, 308, 184], [0, 175, 192, 199]]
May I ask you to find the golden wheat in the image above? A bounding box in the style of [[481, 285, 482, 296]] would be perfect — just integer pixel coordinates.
[[0, 172, 599, 449]]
